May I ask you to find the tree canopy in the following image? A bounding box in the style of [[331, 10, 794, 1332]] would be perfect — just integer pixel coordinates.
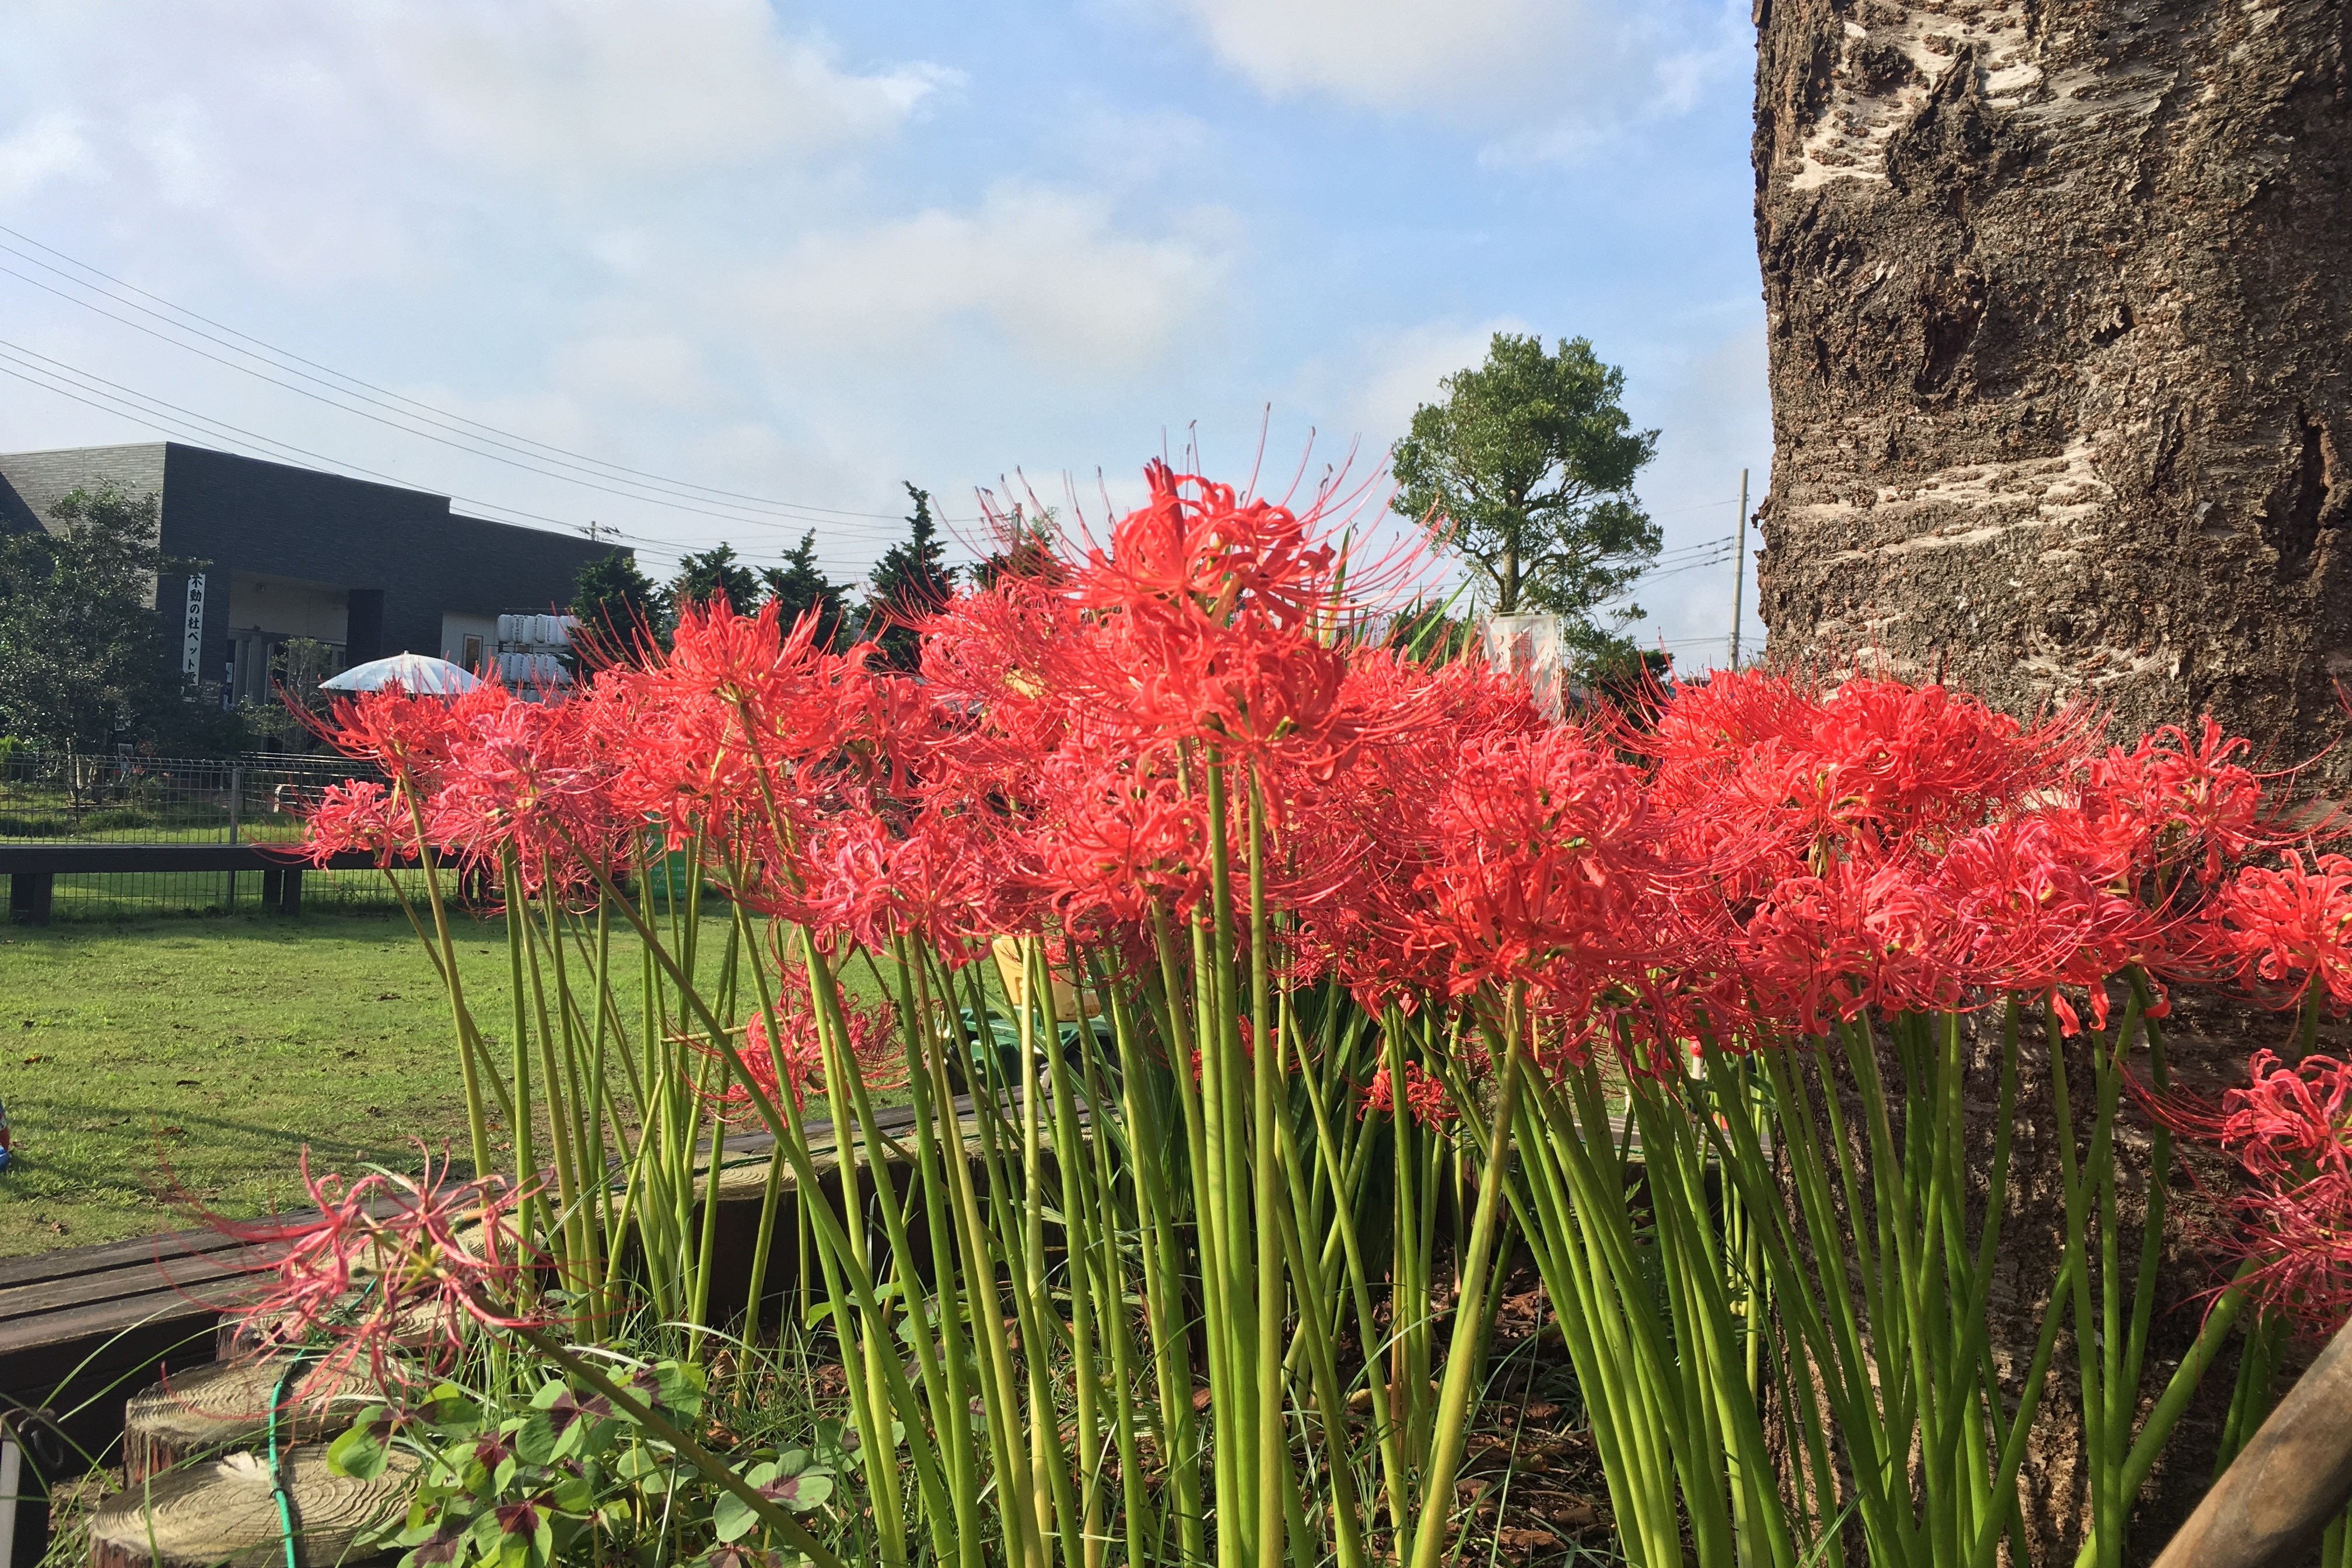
[[0, 484, 223, 754], [1391, 332, 1660, 662], [571, 548, 663, 657], [761, 531, 852, 651], [666, 544, 762, 620], [861, 484, 957, 671]]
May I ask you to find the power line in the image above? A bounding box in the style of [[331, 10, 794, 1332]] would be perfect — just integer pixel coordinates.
[[0, 222, 960, 528], [1646, 533, 1736, 564], [0, 351, 698, 551], [0, 268, 929, 545], [0, 345, 928, 582]]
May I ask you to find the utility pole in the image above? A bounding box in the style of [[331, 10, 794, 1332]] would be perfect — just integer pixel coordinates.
[[1726, 468, 1750, 668], [582, 520, 604, 543]]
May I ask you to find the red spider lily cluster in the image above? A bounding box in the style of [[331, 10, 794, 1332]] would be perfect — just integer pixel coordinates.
[[294, 460, 2352, 1335], [1362, 1060, 1454, 1125], [215, 1147, 544, 1390], [717, 978, 907, 1121], [2143, 1049, 2352, 1334]]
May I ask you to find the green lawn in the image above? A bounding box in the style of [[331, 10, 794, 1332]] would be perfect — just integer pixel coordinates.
[[0, 907, 757, 1258]]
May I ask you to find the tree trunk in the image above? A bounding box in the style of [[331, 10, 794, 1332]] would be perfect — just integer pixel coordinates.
[[1749, 1, 2350, 1558], [1752, 0, 2350, 773]]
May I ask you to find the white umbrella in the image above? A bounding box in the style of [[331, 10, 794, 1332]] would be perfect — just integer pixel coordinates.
[[318, 653, 482, 695]]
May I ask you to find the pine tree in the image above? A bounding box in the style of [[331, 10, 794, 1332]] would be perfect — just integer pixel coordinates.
[[667, 544, 761, 619], [571, 549, 663, 659], [860, 484, 956, 671], [761, 531, 851, 650]]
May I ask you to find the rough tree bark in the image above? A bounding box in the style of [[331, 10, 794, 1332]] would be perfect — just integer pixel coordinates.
[[1753, 0, 2349, 768], [1750, 1, 2350, 1560]]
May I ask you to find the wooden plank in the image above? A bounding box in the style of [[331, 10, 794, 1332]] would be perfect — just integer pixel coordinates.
[[0, 845, 444, 874], [0, 1230, 245, 1291], [2151, 1321, 2352, 1568]]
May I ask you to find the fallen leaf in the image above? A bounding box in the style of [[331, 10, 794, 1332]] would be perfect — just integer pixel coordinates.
[[22, 1054, 44, 1064], [1496, 1525, 1560, 1556]]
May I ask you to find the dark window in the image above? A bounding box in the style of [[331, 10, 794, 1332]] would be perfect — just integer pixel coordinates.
[[463, 634, 484, 670]]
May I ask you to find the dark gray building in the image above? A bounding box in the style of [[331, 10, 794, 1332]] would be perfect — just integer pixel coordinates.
[[0, 442, 624, 701]]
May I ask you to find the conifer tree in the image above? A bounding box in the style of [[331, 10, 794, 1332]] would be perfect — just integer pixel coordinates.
[[761, 530, 851, 650], [666, 544, 761, 618], [571, 549, 663, 657], [860, 484, 956, 671]]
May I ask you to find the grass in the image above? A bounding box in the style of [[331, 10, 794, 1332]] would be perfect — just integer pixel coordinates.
[[0, 904, 759, 1258]]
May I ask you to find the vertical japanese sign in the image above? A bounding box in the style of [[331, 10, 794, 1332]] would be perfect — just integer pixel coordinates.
[[181, 573, 207, 682]]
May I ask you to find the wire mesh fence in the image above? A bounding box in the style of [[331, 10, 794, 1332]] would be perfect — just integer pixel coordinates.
[[0, 750, 430, 922], [0, 750, 366, 845]]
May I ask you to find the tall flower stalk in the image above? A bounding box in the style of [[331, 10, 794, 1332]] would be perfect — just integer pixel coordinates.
[[279, 464, 2350, 1567]]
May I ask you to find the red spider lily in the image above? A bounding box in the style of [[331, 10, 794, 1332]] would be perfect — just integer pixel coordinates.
[[1026, 732, 1209, 930], [1073, 462, 1339, 635], [1933, 808, 2157, 1026], [2140, 1051, 2352, 1334], [1362, 1060, 1455, 1125], [302, 779, 420, 866], [2084, 717, 2278, 887], [720, 978, 908, 1124], [1412, 727, 1657, 1028], [212, 1147, 545, 1391], [1741, 856, 1965, 1031], [797, 806, 999, 963], [2221, 1171, 2352, 1335], [1647, 670, 2085, 867], [424, 688, 636, 904], [2202, 852, 2352, 1011], [2213, 1050, 2352, 1184]]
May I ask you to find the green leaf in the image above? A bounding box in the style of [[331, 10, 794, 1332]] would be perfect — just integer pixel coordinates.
[[711, 1485, 761, 1545], [421, 1385, 486, 1436], [645, 1360, 706, 1419], [768, 1472, 832, 1513], [327, 1406, 392, 1481]]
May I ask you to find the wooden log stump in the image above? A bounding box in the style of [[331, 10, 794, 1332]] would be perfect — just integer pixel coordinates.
[[88, 1446, 416, 1568], [2151, 1321, 2352, 1568], [122, 1360, 365, 1483]]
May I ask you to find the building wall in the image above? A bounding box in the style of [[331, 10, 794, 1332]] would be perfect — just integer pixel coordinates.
[[0, 442, 622, 687], [0, 443, 168, 541], [440, 611, 498, 671]]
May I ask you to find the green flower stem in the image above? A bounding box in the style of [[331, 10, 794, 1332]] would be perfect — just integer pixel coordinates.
[[393, 782, 500, 1194], [1405, 982, 1529, 1568]]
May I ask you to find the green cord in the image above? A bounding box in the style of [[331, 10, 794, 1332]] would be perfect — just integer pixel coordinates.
[[267, 1349, 317, 1568]]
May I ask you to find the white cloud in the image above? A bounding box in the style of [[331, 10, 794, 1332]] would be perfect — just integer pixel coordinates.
[[359, 0, 955, 181], [547, 332, 712, 410], [1276, 316, 1526, 472], [1166, 0, 1748, 159], [0, 111, 98, 203], [1170, 0, 1572, 108], [746, 184, 1230, 375]]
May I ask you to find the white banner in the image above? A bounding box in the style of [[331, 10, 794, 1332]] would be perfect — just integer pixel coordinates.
[[181, 573, 207, 682]]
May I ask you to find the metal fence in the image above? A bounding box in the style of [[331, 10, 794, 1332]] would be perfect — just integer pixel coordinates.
[[0, 750, 428, 922]]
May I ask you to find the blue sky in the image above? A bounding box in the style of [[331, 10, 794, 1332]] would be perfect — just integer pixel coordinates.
[[0, 0, 1769, 666]]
